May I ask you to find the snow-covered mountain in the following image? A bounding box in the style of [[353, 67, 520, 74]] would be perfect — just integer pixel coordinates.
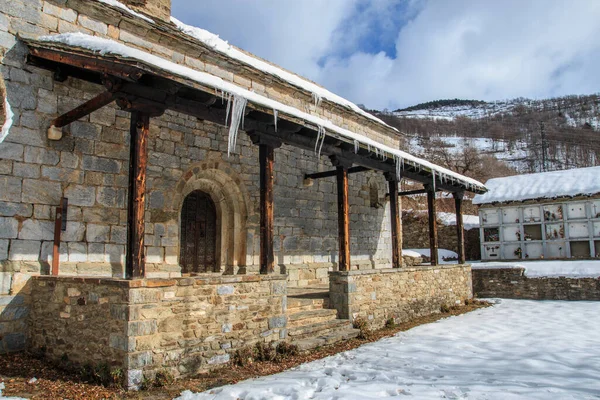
[[373, 94, 600, 175]]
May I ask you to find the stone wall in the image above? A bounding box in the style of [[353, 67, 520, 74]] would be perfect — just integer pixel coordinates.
[[29, 274, 287, 389], [0, 263, 35, 353], [0, 0, 395, 302], [402, 211, 481, 261], [472, 267, 600, 300], [329, 265, 472, 329]]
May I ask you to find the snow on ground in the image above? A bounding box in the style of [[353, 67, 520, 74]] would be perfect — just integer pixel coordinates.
[[404, 248, 458, 264], [472, 260, 600, 278], [437, 212, 480, 230], [176, 299, 600, 400], [473, 166, 600, 204]]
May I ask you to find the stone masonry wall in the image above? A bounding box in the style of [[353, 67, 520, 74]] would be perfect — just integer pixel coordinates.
[[29, 274, 287, 389], [329, 265, 472, 329], [402, 211, 481, 261], [472, 267, 600, 300]]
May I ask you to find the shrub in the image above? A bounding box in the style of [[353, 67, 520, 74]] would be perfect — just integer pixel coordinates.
[[253, 342, 276, 362], [153, 369, 175, 388], [353, 317, 370, 339], [232, 346, 254, 367], [385, 318, 396, 328], [276, 342, 299, 358], [440, 304, 450, 313]]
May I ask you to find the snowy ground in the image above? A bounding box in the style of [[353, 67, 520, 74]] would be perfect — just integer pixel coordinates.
[[404, 248, 459, 264], [472, 260, 600, 278], [176, 299, 600, 400]]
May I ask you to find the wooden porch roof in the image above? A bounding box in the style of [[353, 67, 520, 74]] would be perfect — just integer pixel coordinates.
[[24, 36, 486, 194]]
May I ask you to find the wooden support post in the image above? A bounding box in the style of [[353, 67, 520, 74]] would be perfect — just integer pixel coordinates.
[[426, 186, 439, 266], [52, 207, 62, 275], [259, 143, 275, 274], [454, 191, 466, 264], [51, 197, 68, 275], [332, 157, 352, 271], [386, 174, 402, 268], [126, 111, 149, 279]]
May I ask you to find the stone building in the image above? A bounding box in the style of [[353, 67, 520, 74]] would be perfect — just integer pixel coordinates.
[[0, 0, 485, 388], [473, 167, 600, 261]]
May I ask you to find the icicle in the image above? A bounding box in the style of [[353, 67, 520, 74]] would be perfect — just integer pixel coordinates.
[[227, 95, 248, 156], [314, 126, 326, 158], [312, 92, 322, 107], [432, 170, 436, 199], [273, 109, 278, 132], [225, 93, 232, 125], [395, 155, 403, 181], [354, 139, 359, 154]]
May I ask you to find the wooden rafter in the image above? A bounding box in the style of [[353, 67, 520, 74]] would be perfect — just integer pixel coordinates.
[[304, 166, 370, 180]]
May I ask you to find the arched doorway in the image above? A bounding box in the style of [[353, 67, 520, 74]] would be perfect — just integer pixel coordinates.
[[180, 190, 218, 273]]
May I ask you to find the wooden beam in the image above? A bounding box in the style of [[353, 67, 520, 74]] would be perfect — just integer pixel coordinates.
[[332, 157, 352, 271], [398, 188, 428, 196], [386, 174, 402, 268], [126, 111, 149, 279], [259, 143, 276, 274], [304, 166, 369, 180], [454, 192, 466, 264], [52, 91, 116, 128], [426, 186, 439, 266]]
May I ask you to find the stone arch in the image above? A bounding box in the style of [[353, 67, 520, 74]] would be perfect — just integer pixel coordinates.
[[173, 161, 250, 271]]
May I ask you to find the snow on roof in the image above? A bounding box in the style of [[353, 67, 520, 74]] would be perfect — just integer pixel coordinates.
[[96, 0, 154, 23], [92, 0, 393, 131], [473, 166, 600, 205], [169, 18, 394, 131], [36, 33, 484, 191]]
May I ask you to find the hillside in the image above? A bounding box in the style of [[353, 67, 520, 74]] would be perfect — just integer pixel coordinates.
[[374, 94, 600, 175]]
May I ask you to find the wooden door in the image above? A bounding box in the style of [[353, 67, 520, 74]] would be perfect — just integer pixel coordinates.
[[180, 191, 217, 273]]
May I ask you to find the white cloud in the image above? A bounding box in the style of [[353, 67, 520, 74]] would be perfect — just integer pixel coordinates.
[[172, 0, 600, 110]]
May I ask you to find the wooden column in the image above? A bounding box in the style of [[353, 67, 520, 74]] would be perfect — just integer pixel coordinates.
[[259, 143, 275, 274], [126, 111, 150, 279], [332, 156, 352, 271], [386, 173, 402, 268], [454, 191, 466, 264], [426, 185, 438, 266]]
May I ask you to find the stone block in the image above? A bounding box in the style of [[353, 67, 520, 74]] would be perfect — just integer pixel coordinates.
[[0, 218, 18, 239], [127, 351, 152, 369], [127, 320, 158, 336], [268, 315, 287, 329], [0, 240, 7, 261], [19, 219, 54, 240], [87, 243, 105, 263], [217, 285, 234, 295], [8, 240, 40, 261], [0, 176, 22, 202], [64, 185, 95, 207], [96, 187, 125, 208], [67, 242, 87, 263], [82, 155, 121, 173], [62, 222, 85, 242], [0, 332, 26, 352], [146, 246, 164, 263], [105, 244, 125, 265], [22, 179, 61, 204], [207, 354, 230, 365], [10, 273, 32, 294], [24, 147, 59, 165], [0, 142, 23, 161], [0, 272, 12, 295], [127, 369, 143, 390], [86, 224, 110, 242]]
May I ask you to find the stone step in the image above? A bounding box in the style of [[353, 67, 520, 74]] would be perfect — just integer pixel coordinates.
[[287, 296, 329, 312], [292, 327, 361, 351], [287, 308, 338, 328], [288, 319, 354, 341]]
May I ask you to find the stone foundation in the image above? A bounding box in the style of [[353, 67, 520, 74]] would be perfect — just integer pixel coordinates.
[[329, 264, 472, 329], [29, 274, 287, 389], [472, 267, 600, 300]]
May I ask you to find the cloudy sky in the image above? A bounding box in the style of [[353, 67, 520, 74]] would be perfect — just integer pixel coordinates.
[[171, 0, 600, 111]]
